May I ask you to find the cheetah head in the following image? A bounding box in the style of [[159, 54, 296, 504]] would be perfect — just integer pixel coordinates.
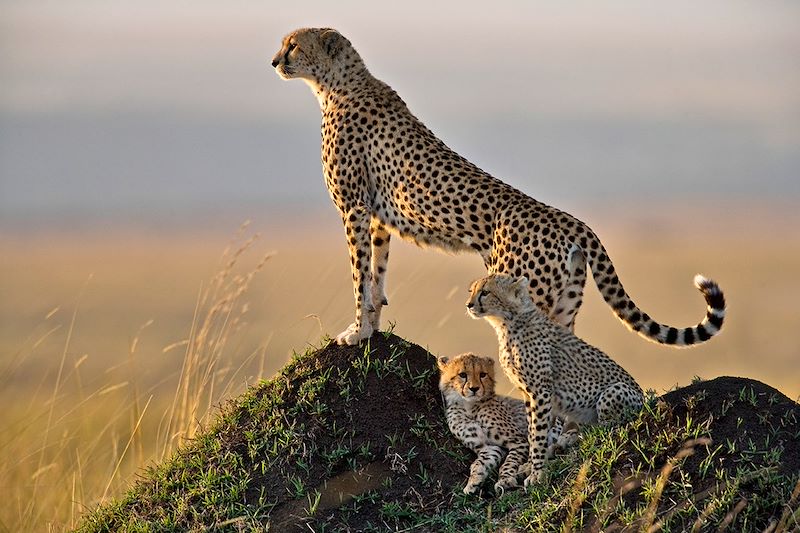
[[437, 352, 496, 404], [271, 27, 360, 84], [466, 274, 535, 320]]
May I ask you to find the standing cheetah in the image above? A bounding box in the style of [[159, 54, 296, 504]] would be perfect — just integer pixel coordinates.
[[271, 28, 727, 346], [466, 267, 707, 485]]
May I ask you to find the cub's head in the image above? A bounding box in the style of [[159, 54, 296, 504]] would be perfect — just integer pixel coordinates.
[[271, 28, 362, 84], [466, 274, 534, 320], [437, 352, 496, 403]]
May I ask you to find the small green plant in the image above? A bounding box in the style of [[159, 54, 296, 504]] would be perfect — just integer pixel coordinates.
[[305, 490, 322, 517]]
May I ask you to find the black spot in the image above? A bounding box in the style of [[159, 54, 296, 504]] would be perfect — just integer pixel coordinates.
[[704, 288, 726, 310], [665, 327, 678, 344], [683, 328, 695, 345], [696, 325, 711, 341], [708, 313, 724, 329], [648, 322, 660, 336]]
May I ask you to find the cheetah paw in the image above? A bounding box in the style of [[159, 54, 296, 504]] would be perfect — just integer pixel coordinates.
[[494, 477, 519, 495], [463, 482, 480, 495], [334, 322, 373, 345], [523, 469, 544, 489]]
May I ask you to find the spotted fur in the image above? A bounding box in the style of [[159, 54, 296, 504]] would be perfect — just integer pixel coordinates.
[[466, 267, 646, 487], [271, 28, 727, 346], [437, 353, 528, 494]]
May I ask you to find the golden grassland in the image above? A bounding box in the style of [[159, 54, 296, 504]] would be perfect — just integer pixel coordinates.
[[1, 203, 798, 531]]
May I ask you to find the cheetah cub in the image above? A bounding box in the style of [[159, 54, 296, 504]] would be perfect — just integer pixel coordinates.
[[437, 352, 529, 494], [466, 270, 666, 486]]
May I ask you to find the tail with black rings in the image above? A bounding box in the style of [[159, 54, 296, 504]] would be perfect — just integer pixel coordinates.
[[584, 234, 726, 346]]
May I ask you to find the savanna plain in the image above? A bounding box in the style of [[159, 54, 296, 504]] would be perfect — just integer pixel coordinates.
[[1, 202, 798, 531]]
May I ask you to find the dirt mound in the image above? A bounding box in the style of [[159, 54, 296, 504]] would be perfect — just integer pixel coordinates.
[[77, 334, 799, 532], [661, 376, 800, 477], [249, 333, 469, 530], [594, 375, 800, 532], [78, 333, 472, 532]]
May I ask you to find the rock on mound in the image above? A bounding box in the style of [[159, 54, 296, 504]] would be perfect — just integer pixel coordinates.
[[77, 334, 799, 532]]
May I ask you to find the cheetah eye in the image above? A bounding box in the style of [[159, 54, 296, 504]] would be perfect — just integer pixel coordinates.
[[479, 372, 487, 379], [287, 42, 297, 53], [458, 372, 467, 379]]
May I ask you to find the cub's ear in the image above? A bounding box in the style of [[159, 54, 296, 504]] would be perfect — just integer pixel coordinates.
[[513, 276, 530, 295], [437, 356, 449, 370], [320, 29, 345, 58]]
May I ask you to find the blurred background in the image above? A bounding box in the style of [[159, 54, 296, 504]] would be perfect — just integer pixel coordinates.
[[1, 0, 798, 530]]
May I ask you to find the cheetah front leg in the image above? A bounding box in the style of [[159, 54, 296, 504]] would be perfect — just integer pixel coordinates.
[[494, 439, 527, 494], [465, 445, 506, 495], [368, 218, 390, 331], [335, 204, 375, 345], [522, 386, 553, 488]]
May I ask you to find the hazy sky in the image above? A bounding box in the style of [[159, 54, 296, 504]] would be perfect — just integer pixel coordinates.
[[1, 0, 798, 226]]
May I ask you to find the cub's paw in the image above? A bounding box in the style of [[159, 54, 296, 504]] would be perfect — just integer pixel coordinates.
[[523, 468, 545, 489], [334, 322, 373, 345], [554, 432, 579, 452], [463, 481, 480, 495], [494, 477, 519, 496]]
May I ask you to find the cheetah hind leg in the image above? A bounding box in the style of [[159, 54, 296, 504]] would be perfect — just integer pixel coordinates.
[[368, 219, 391, 330], [546, 420, 580, 459], [550, 243, 586, 331], [596, 382, 644, 426]]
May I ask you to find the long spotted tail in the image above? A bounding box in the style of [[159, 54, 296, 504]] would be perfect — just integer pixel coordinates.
[[587, 240, 726, 346]]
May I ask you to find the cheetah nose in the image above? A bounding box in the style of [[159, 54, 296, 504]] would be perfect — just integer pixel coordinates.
[[271, 58, 279, 68], [469, 386, 480, 393], [466, 302, 474, 309]]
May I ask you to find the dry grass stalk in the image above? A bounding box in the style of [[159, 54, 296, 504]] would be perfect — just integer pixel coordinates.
[[161, 223, 273, 456], [562, 460, 591, 533], [772, 478, 800, 533]]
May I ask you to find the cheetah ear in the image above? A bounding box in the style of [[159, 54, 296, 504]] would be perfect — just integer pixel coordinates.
[[320, 29, 345, 58], [513, 276, 530, 295], [437, 356, 449, 370]]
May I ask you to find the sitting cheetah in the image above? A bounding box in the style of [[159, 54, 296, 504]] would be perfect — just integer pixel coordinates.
[[438, 352, 578, 495], [465, 268, 721, 485], [271, 27, 726, 347], [437, 352, 528, 494]]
